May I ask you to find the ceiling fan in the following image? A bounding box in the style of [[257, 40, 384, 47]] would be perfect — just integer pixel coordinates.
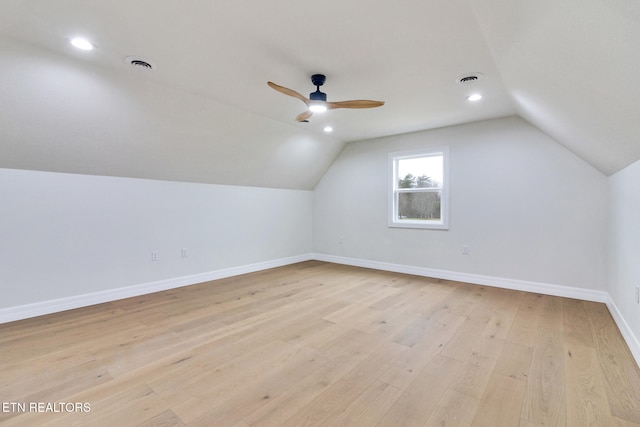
[[267, 74, 385, 122]]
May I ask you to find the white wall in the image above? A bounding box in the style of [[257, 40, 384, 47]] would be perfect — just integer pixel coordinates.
[[313, 116, 608, 291], [608, 160, 640, 349], [0, 168, 312, 310]]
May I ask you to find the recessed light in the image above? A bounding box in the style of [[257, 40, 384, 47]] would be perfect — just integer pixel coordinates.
[[323, 126, 333, 133], [70, 37, 94, 51], [467, 94, 482, 102]]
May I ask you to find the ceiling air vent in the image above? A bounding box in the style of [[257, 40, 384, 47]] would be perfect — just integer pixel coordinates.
[[124, 56, 154, 70], [456, 72, 483, 84]]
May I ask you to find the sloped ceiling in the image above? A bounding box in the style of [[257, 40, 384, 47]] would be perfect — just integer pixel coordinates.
[[470, 0, 640, 176], [0, 1, 637, 189]]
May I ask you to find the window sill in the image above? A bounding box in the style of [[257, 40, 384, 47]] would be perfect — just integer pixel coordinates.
[[388, 220, 449, 230]]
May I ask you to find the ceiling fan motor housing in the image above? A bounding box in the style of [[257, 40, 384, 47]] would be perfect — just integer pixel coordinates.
[[310, 74, 327, 101], [310, 90, 327, 101]]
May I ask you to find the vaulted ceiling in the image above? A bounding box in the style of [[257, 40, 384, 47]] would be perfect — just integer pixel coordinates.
[[1, 1, 638, 189]]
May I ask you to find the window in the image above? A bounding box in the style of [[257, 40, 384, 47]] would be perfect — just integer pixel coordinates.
[[388, 147, 449, 229]]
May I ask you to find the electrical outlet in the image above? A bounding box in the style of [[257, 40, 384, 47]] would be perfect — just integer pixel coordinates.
[[636, 286, 640, 304], [181, 248, 188, 258], [462, 245, 470, 255], [151, 251, 159, 262]]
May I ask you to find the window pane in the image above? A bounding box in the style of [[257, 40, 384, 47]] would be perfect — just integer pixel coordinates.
[[397, 155, 443, 188], [397, 191, 441, 220], [389, 147, 448, 230]]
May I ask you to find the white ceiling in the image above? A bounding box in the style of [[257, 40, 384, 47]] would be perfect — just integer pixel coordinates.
[[0, 0, 638, 189]]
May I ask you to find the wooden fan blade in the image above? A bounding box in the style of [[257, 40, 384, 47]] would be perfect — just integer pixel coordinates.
[[295, 110, 313, 122], [267, 82, 309, 105], [328, 100, 385, 109]]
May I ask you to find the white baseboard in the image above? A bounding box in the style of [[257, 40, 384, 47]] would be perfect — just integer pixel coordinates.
[[0, 254, 313, 324], [312, 253, 609, 302], [606, 299, 640, 368], [311, 253, 639, 368], [2, 252, 638, 369]]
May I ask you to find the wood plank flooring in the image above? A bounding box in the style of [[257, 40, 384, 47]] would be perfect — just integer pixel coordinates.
[[1, 261, 639, 426]]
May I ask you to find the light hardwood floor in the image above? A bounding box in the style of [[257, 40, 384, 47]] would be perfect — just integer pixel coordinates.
[[1, 261, 639, 426]]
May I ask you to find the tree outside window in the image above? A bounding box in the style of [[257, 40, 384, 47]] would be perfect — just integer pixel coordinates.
[[389, 147, 449, 229]]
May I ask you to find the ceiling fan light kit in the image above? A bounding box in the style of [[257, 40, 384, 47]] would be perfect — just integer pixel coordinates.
[[309, 102, 328, 113], [268, 74, 384, 122]]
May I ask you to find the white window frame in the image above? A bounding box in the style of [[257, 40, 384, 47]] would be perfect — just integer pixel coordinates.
[[388, 146, 449, 230]]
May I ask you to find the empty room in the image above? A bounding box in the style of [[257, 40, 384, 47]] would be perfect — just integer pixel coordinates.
[[1, 1, 640, 426]]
